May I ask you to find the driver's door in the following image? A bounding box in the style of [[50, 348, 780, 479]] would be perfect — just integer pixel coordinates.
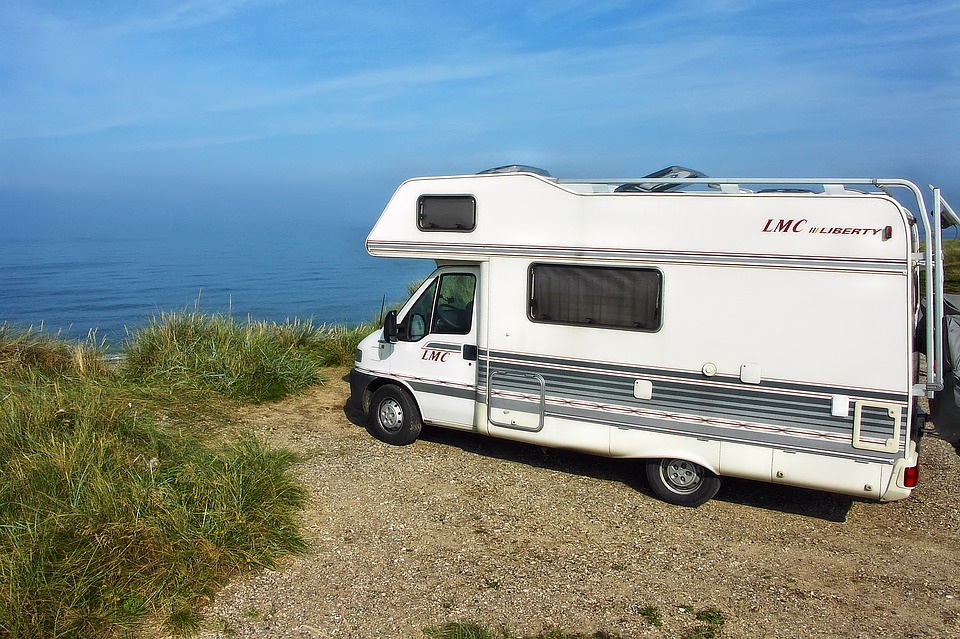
[[393, 267, 478, 429]]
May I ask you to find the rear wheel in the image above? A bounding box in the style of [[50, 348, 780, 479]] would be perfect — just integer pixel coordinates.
[[368, 385, 422, 445], [645, 458, 721, 507]]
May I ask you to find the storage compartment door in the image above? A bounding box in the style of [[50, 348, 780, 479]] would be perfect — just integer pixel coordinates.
[[487, 369, 545, 431]]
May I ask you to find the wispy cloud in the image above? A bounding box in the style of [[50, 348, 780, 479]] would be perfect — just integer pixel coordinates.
[[101, 0, 269, 36], [1, 0, 957, 194]]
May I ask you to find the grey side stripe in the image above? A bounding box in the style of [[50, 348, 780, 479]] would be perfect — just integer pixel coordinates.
[[479, 350, 908, 462]]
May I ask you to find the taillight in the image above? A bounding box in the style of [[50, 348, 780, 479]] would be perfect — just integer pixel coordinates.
[[904, 465, 919, 488]]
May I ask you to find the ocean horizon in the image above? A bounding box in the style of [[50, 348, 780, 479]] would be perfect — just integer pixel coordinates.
[[1, 218, 432, 349]]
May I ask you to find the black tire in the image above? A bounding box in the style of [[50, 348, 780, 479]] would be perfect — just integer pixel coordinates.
[[368, 385, 422, 446], [645, 458, 721, 507]]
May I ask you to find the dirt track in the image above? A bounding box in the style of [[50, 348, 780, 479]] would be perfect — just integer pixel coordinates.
[[189, 369, 960, 639]]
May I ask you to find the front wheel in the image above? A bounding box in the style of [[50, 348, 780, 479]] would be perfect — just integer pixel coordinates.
[[368, 385, 423, 446], [645, 458, 721, 507]]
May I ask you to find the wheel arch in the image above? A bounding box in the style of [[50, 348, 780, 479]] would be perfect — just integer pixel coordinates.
[[638, 450, 720, 476], [362, 375, 421, 415], [611, 430, 722, 476]]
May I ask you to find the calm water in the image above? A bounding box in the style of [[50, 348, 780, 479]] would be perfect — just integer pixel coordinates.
[[0, 221, 432, 348]]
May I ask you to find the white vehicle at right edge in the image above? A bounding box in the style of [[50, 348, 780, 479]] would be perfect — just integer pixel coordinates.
[[349, 165, 959, 506]]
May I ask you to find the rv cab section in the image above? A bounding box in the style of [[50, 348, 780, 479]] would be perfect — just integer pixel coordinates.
[[355, 265, 480, 435], [350, 166, 958, 507]]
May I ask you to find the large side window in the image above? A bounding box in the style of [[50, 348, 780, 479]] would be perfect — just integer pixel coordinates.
[[402, 273, 476, 341], [529, 264, 661, 331], [417, 195, 476, 232]]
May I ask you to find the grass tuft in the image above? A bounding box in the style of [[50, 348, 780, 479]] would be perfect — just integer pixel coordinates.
[[680, 607, 727, 639], [425, 622, 502, 639], [422, 623, 624, 639], [0, 325, 310, 638], [122, 311, 333, 403], [0, 324, 109, 380], [313, 322, 377, 367], [121, 311, 381, 400], [638, 605, 662, 627]]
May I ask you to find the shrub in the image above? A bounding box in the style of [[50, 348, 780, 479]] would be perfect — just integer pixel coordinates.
[[122, 311, 326, 403], [0, 328, 307, 638]]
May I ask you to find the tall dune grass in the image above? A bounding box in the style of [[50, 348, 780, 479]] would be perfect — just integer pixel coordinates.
[[0, 320, 322, 638], [123, 312, 320, 402], [122, 312, 372, 403]]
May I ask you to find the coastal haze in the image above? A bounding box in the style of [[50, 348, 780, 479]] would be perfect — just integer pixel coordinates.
[[1, 1, 958, 341]]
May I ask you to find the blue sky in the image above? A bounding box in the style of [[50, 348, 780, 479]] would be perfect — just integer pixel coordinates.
[[1, 0, 958, 233]]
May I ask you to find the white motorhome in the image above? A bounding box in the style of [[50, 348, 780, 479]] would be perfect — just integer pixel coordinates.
[[349, 166, 958, 506]]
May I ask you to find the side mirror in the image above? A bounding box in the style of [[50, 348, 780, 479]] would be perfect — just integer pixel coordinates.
[[383, 310, 398, 343]]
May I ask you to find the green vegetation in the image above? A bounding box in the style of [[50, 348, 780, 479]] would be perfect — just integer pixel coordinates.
[[638, 605, 662, 627], [4, 297, 736, 639], [423, 624, 623, 639], [425, 622, 501, 639], [919, 239, 960, 295], [425, 606, 728, 639], [942, 239, 960, 294], [0, 313, 373, 638], [681, 607, 727, 639], [123, 312, 371, 401], [407, 277, 428, 299]]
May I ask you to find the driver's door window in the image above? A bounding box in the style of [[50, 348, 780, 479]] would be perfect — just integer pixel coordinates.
[[403, 274, 475, 341], [432, 274, 476, 335]]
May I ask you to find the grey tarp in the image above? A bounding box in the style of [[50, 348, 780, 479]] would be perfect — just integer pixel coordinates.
[[931, 295, 960, 446]]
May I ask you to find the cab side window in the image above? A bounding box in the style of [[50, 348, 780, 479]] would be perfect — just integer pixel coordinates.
[[401, 274, 476, 341], [432, 274, 476, 335], [405, 279, 438, 341]]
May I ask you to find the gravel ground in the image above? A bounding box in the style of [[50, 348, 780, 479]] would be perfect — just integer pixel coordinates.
[[181, 369, 960, 639]]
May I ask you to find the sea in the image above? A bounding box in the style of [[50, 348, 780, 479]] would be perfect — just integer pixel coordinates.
[[0, 220, 433, 350]]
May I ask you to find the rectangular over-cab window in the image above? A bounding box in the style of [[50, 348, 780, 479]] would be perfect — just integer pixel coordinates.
[[417, 195, 476, 232], [529, 264, 662, 331]]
